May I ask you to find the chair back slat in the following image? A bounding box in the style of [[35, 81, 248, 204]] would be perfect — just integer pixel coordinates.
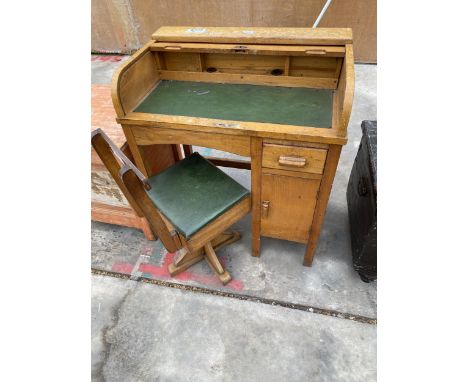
[[91, 129, 146, 217], [120, 166, 179, 253]]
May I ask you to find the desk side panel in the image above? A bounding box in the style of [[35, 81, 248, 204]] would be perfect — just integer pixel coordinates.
[[333, 44, 355, 137], [111, 43, 160, 117]]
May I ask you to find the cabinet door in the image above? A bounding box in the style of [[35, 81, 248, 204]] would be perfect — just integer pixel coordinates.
[[261, 173, 321, 243]]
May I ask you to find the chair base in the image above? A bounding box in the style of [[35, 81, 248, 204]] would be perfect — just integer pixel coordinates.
[[168, 231, 241, 285]]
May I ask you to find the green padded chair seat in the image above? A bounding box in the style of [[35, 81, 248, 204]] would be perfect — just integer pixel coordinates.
[[146, 152, 250, 238]]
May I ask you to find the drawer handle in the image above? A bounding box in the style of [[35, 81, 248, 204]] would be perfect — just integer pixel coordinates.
[[163, 45, 182, 50], [278, 156, 307, 168], [262, 200, 270, 218]]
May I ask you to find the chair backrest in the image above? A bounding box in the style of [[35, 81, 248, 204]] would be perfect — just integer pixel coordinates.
[[91, 129, 179, 252]]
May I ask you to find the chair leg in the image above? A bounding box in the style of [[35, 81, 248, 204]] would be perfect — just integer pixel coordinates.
[[168, 249, 204, 276], [204, 242, 232, 285], [167, 230, 241, 284], [204, 242, 224, 274]]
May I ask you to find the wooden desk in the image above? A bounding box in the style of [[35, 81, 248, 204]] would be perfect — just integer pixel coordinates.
[[111, 27, 354, 266]]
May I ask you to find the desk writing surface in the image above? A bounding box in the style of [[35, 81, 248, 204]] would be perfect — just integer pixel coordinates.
[[135, 80, 333, 128]]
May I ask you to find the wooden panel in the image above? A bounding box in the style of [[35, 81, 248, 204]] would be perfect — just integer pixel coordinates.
[[261, 167, 321, 180], [158, 70, 337, 89], [92, 202, 155, 240], [289, 56, 341, 79], [131, 125, 251, 157], [115, 48, 160, 115], [263, 138, 328, 149], [119, 112, 348, 145], [261, 174, 320, 243], [204, 53, 286, 75], [139, 143, 177, 177], [92, 0, 376, 62], [154, 49, 342, 88], [151, 43, 346, 57], [262, 144, 327, 174], [162, 52, 201, 71], [333, 44, 355, 137], [152, 26, 352, 45]]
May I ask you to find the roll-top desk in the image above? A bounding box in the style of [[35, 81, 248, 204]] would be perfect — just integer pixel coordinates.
[[111, 26, 354, 266]]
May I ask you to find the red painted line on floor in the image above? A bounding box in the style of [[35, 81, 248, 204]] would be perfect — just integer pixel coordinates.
[[111, 262, 133, 273], [111, 250, 244, 291], [91, 55, 123, 62]]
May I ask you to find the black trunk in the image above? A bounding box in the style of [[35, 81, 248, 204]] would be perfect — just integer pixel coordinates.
[[346, 120, 377, 282]]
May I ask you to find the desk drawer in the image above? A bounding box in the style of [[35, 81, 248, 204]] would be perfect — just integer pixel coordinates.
[[262, 144, 327, 174]]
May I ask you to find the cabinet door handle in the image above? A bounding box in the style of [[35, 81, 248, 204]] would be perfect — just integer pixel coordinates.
[[278, 156, 307, 168], [262, 200, 270, 218]]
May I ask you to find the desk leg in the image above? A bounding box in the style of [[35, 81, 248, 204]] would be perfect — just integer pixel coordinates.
[[304, 145, 342, 266], [122, 124, 150, 177], [250, 137, 263, 257], [172, 144, 184, 161], [123, 125, 182, 175]]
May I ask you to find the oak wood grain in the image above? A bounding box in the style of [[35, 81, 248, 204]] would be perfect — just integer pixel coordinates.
[[152, 26, 353, 46], [250, 137, 263, 257], [262, 144, 327, 175], [304, 145, 342, 266], [261, 173, 321, 243]]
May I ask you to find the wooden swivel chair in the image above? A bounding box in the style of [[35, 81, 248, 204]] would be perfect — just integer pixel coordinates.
[[91, 128, 251, 284]]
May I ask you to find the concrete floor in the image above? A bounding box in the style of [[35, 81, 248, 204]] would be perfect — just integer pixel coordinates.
[[92, 275, 376, 382], [91, 55, 377, 381]]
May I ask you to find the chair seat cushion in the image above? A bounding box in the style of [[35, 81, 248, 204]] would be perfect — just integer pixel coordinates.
[[146, 152, 250, 238]]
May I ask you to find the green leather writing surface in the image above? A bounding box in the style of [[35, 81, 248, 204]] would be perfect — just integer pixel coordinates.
[[135, 80, 333, 128], [146, 153, 250, 238]]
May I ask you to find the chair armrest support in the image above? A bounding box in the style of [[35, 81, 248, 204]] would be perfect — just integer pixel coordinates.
[[119, 164, 151, 190]]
